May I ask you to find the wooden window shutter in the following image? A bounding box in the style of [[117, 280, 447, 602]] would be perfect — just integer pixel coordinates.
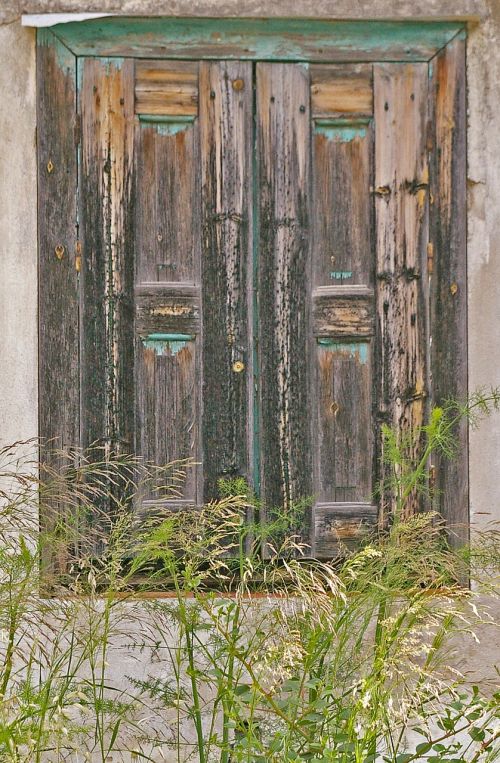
[[38, 27, 467, 569]]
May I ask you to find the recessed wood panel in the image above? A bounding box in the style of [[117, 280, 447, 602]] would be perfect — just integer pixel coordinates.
[[135, 60, 198, 116], [312, 119, 373, 288], [311, 64, 372, 116]]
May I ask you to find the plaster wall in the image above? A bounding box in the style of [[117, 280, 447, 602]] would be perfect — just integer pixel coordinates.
[[0, 2, 499, 759]]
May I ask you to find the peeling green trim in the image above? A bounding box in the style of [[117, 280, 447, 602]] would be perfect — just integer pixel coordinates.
[[51, 18, 466, 63], [317, 340, 369, 365], [330, 271, 353, 281], [139, 115, 196, 135], [142, 333, 194, 356], [37, 28, 76, 76], [315, 124, 367, 142]]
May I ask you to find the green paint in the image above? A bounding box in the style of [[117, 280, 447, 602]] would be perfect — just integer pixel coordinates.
[[139, 115, 195, 136], [37, 28, 76, 76], [317, 340, 369, 365], [51, 18, 465, 63], [330, 271, 353, 281], [315, 124, 367, 142], [142, 333, 194, 356]]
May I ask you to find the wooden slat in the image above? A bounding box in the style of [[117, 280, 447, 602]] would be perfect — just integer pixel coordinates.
[[80, 59, 135, 465], [37, 30, 79, 577], [374, 62, 429, 519], [134, 109, 202, 506], [257, 63, 312, 542], [311, 64, 372, 117], [52, 18, 464, 63], [312, 120, 373, 286], [200, 61, 253, 500], [135, 60, 198, 116], [429, 37, 468, 546], [313, 502, 378, 559]]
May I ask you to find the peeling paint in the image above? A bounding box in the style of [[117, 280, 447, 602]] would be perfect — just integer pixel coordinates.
[[315, 122, 367, 141], [50, 18, 465, 63], [37, 28, 75, 76], [317, 339, 369, 365], [139, 114, 195, 136], [330, 270, 353, 280], [142, 333, 194, 356]]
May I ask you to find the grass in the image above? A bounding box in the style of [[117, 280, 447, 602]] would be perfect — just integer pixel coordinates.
[[0, 392, 499, 761]]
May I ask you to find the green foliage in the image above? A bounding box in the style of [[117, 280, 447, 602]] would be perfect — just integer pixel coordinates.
[[0, 391, 499, 761]]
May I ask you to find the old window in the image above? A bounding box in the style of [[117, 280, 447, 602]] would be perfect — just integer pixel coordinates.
[[37, 19, 467, 565]]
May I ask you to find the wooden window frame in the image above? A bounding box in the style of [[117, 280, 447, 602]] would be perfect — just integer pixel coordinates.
[[37, 18, 468, 580]]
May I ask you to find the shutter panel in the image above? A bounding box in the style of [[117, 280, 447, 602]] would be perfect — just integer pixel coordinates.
[[256, 63, 313, 547], [37, 31, 79, 576], [133, 61, 201, 510], [309, 65, 378, 558]]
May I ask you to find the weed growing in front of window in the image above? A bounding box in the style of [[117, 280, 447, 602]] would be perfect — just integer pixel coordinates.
[[0, 390, 499, 761]]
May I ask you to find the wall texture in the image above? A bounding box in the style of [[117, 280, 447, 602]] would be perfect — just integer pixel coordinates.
[[0, 2, 499, 757]]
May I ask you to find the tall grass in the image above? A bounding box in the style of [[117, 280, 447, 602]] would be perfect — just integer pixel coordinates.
[[0, 392, 499, 761]]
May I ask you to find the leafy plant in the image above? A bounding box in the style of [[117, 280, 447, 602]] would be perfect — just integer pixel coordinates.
[[0, 390, 499, 761]]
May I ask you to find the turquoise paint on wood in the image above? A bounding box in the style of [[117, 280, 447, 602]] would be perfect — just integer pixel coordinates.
[[317, 340, 369, 365], [50, 18, 465, 63], [142, 333, 194, 356], [315, 124, 367, 141], [139, 115, 196, 135], [37, 28, 76, 76]]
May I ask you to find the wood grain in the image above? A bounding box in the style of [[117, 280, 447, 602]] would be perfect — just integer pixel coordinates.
[[135, 60, 199, 116], [313, 290, 374, 337], [79, 58, 136, 542], [316, 341, 373, 507], [37, 31, 79, 577], [311, 64, 372, 117], [199, 61, 253, 500], [257, 63, 312, 545], [374, 62, 429, 519], [429, 37, 468, 546], [134, 87, 202, 506], [312, 121, 373, 286]]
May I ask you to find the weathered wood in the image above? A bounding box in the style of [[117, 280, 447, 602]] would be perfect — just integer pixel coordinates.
[[199, 61, 253, 500], [313, 290, 374, 337], [52, 18, 464, 63], [312, 121, 373, 287], [313, 502, 378, 559], [311, 64, 372, 117], [316, 340, 373, 508], [257, 62, 312, 543], [37, 30, 79, 577], [428, 36, 468, 546], [80, 59, 135, 463], [134, 94, 202, 505], [135, 287, 200, 336], [135, 60, 199, 116], [374, 62, 429, 519]]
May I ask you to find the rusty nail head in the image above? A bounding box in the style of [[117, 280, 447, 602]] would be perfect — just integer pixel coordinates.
[[232, 361, 245, 373], [330, 401, 340, 416], [210, 90, 216, 99], [55, 244, 65, 260], [232, 78, 245, 91], [299, 105, 306, 113], [450, 282, 458, 296], [47, 160, 54, 174]]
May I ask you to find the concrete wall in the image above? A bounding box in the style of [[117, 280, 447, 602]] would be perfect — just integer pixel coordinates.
[[0, 2, 499, 758]]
